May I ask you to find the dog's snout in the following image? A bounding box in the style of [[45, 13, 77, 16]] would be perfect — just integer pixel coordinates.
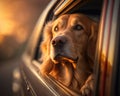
[[52, 36, 67, 47]]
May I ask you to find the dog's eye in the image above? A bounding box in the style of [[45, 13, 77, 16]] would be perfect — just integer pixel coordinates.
[[54, 26, 59, 32], [73, 24, 83, 30]]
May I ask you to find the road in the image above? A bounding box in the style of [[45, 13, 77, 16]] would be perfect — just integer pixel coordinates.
[[0, 58, 20, 96]]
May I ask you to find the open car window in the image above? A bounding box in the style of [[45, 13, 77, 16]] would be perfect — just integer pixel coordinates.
[[34, 0, 103, 95]]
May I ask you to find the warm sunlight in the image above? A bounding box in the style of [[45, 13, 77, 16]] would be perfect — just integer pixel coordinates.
[[0, 2, 16, 35], [0, 0, 46, 60]]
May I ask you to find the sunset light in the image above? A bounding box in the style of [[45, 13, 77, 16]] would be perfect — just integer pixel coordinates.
[[0, 0, 47, 60], [0, 1, 16, 35]]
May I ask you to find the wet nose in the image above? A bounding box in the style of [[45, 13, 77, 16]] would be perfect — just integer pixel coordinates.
[[52, 36, 67, 47]]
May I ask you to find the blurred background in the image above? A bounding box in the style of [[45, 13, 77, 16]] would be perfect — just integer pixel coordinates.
[[0, 0, 49, 95]]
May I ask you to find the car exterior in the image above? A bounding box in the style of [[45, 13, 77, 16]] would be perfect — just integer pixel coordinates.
[[16, 0, 120, 96]]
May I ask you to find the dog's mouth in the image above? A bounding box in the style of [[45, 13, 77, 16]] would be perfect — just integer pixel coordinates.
[[54, 54, 78, 63]]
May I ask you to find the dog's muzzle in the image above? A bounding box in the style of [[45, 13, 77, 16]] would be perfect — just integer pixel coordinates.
[[51, 35, 78, 63]]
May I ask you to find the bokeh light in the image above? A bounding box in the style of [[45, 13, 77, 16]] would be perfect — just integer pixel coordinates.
[[0, 0, 49, 61]]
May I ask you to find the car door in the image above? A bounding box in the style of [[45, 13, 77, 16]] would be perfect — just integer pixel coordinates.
[[20, 0, 120, 96]]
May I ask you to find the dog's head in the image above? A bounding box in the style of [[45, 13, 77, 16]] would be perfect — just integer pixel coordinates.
[[41, 14, 98, 66]]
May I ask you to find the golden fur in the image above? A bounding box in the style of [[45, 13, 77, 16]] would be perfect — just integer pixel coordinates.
[[39, 13, 98, 95]]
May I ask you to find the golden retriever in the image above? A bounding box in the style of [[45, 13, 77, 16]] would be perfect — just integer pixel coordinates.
[[39, 13, 98, 95]]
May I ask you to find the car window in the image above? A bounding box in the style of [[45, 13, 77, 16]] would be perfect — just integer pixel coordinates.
[[35, 0, 103, 95]]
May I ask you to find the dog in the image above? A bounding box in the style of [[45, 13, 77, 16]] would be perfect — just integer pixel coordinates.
[[39, 13, 98, 95]]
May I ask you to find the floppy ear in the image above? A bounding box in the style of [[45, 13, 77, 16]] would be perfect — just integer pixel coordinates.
[[39, 21, 55, 75], [40, 21, 53, 62], [87, 22, 98, 64]]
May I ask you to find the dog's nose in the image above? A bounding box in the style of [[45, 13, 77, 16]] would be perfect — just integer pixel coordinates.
[[52, 36, 67, 47]]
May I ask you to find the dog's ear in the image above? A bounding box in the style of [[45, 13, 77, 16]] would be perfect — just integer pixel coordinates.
[[87, 21, 98, 63], [40, 21, 53, 62]]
